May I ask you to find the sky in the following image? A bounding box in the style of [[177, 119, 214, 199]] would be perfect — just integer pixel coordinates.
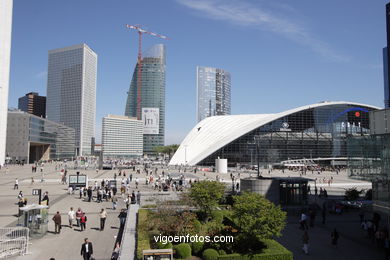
[[8, 0, 388, 144]]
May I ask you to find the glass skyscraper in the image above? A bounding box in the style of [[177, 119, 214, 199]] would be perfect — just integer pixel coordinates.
[[384, 3, 390, 108], [125, 44, 166, 154], [0, 0, 13, 166], [197, 66, 231, 122], [46, 44, 97, 156]]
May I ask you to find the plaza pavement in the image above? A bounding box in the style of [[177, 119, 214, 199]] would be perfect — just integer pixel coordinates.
[[0, 163, 375, 259]]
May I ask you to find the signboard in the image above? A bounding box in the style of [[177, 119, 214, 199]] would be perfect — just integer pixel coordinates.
[[32, 189, 41, 196], [142, 108, 159, 134], [68, 174, 88, 188]]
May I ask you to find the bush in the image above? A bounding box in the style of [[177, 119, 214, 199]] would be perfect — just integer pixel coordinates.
[[155, 241, 173, 249], [218, 249, 227, 255], [174, 243, 191, 259], [191, 241, 204, 256], [203, 248, 219, 260], [211, 211, 224, 223], [193, 219, 202, 233]]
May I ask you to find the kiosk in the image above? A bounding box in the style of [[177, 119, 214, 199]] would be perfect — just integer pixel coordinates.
[[143, 249, 173, 260], [17, 204, 49, 238], [68, 173, 88, 188]]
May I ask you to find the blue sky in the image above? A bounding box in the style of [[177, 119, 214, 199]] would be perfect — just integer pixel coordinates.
[[9, 0, 387, 144]]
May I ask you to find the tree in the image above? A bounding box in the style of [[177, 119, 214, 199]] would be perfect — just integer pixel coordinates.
[[152, 206, 197, 236], [232, 192, 286, 241], [153, 144, 180, 159], [188, 181, 225, 220], [344, 187, 364, 201]]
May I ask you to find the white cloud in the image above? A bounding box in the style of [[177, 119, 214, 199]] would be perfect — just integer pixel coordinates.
[[176, 0, 349, 62], [35, 70, 47, 79]]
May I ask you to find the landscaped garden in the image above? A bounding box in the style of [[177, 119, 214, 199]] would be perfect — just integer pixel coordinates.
[[137, 181, 293, 260]]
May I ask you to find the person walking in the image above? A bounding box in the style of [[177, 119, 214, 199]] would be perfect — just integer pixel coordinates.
[[99, 209, 107, 231], [80, 238, 93, 260], [136, 191, 141, 205], [112, 195, 118, 210], [52, 211, 62, 234], [300, 212, 308, 230], [76, 208, 83, 227], [125, 195, 131, 210], [331, 228, 339, 246], [87, 187, 93, 202], [118, 209, 127, 227], [14, 179, 19, 190], [68, 207, 75, 228], [302, 231, 309, 255], [80, 213, 87, 231]]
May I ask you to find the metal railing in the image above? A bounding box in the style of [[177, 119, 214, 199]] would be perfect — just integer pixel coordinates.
[[0, 227, 29, 258]]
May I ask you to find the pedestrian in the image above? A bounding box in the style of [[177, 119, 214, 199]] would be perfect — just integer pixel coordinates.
[[331, 228, 339, 246], [112, 195, 118, 210], [52, 211, 62, 234], [118, 209, 127, 227], [68, 207, 75, 228], [125, 195, 130, 210], [30, 177, 35, 185], [111, 242, 120, 260], [302, 231, 309, 255], [136, 191, 141, 205], [99, 208, 107, 231], [300, 212, 308, 230], [131, 191, 136, 204], [80, 213, 87, 231], [87, 187, 92, 202], [309, 209, 316, 227], [42, 191, 49, 206], [76, 208, 83, 227], [80, 238, 93, 260], [135, 178, 139, 189], [14, 179, 19, 190]]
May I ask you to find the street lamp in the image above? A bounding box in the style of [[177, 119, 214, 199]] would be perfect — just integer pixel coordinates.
[[184, 145, 188, 166]]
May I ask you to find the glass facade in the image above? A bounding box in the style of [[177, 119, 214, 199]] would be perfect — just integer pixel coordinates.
[[46, 44, 97, 156], [198, 104, 376, 166], [197, 66, 231, 122], [125, 44, 165, 154]]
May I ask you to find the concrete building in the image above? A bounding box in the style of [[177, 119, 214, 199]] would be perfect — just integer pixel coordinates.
[[125, 44, 166, 154], [46, 44, 97, 156], [18, 92, 46, 118], [6, 110, 75, 163], [102, 115, 143, 159], [0, 0, 13, 166], [197, 66, 231, 122]]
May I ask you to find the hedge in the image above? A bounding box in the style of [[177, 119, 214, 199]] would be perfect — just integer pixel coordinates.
[[217, 239, 292, 260], [174, 243, 191, 259], [137, 209, 151, 259], [191, 241, 204, 256], [156, 241, 173, 249]]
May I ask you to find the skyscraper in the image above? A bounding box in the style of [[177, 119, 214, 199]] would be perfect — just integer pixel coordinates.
[[196, 66, 231, 122], [46, 44, 97, 156], [125, 44, 166, 154], [18, 92, 46, 118], [0, 0, 13, 166], [384, 3, 390, 108]]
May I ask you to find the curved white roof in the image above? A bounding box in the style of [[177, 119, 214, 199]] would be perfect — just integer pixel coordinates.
[[169, 101, 381, 166]]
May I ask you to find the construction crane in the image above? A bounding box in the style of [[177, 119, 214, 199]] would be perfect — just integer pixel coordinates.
[[125, 24, 168, 120]]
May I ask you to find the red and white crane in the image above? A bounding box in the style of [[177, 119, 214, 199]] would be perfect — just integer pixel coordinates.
[[125, 24, 168, 120]]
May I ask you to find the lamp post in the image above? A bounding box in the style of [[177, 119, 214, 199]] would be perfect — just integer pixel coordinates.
[[184, 145, 188, 166]]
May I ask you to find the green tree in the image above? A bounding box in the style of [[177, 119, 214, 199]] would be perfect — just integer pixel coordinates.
[[188, 181, 225, 220], [153, 144, 179, 159], [232, 192, 286, 241]]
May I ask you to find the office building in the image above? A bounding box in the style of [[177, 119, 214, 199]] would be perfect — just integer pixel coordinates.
[[125, 44, 166, 154], [197, 66, 231, 122], [0, 0, 13, 166], [18, 92, 46, 118], [6, 110, 76, 163], [102, 115, 143, 158], [384, 3, 390, 108], [46, 44, 97, 156], [170, 101, 379, 166]]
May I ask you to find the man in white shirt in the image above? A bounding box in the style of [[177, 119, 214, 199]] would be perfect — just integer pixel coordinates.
[[68, 207, 75, 229]]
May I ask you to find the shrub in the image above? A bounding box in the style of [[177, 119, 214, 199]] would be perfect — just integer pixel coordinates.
[[155, 241, 173, 249], [174, 243, 191, 259], [191, 241, 204, 256], [203, 248, 219, 260], [218, 249, 227, 255], [211, 211, 224, 223], [193, 219, 202, 233], [137, 210, 151, 259]]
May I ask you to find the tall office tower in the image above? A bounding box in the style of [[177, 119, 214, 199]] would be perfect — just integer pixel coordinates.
[[18, 92, 46, 118], [196, 66, 231, 122], [384, 3, 390, 108], [125, 44, 166, 154], [102, 115, 143, 158], [46, 44, 97, 156], [0, 0, 13, 166]]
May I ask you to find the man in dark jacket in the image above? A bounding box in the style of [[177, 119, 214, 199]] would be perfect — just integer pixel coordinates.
[[87, 187, 93, 202], [80, 238, 93, 260], [52, 211, 62, 234]]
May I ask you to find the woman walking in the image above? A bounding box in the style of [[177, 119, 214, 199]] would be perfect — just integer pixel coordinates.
[[99, 209, 107, 231], [302, 231, 309, 255]]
